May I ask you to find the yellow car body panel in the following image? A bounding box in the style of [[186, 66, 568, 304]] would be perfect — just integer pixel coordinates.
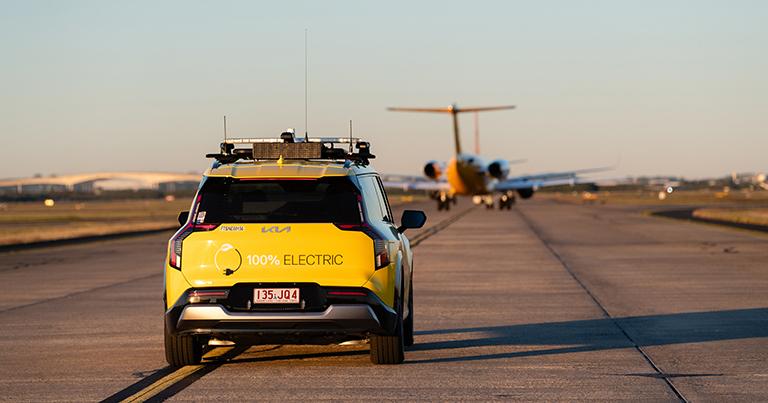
[[165, 222, 396, 308], [361, 263, 397, 308], [164, 260, 193, 310]]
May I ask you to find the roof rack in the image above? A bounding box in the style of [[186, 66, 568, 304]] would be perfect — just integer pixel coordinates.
[[205, 129, 376, 166]]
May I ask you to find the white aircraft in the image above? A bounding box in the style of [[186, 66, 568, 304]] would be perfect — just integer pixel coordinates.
[[384, 103, 612, 210], [732, 172, 768, 190]]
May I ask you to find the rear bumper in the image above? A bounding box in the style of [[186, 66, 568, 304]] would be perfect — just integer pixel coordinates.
[[164, 286, 397, 342], [176, 304, 381, 333]]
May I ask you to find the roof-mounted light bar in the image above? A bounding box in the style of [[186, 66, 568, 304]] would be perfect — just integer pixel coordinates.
[[205, 129, 374, 166]]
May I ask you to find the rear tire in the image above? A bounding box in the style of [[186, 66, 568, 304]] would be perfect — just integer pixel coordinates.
[[165, 327, 203, 367], [370, 290, 405, 364], [370, 328, 405, 364]]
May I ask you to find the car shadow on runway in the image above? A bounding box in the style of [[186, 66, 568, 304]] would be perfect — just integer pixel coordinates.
[[102, 308, 766, 401], [407, 307, 768, 364]]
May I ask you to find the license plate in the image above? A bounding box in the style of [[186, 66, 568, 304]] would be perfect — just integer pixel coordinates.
[[253, 288, 300, 304]]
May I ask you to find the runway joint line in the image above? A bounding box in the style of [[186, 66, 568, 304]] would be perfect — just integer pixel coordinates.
[[515, 207, 690, 403]]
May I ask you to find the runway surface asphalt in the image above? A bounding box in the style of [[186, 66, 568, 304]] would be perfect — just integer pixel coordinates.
[[0, 199, 766, 401]]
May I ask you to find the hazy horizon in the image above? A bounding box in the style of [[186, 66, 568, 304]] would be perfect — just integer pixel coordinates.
[[1, 1, 766, 180]]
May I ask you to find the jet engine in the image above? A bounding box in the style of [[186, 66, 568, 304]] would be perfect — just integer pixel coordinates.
[[517, 188, 535, 199], [487, 159, 510, 179], [423, 161, 444, 180]]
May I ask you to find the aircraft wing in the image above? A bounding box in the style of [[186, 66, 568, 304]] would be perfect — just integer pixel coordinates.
[[494, 166, 613, 191], [381, 176, 450, 192]]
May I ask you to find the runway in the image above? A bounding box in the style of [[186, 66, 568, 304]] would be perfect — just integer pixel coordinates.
[[0, 200, 766, 401]]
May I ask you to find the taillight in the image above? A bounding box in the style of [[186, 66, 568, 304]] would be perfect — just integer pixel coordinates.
[[335, 222, 391, 270], [169, 223, 219, 270], [169, 194, 219, 270], [188, 289, 229, 303], [374, 239, 390, 269]]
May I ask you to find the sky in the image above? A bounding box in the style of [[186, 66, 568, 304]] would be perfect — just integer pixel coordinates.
[[1, 0, 766, 180]]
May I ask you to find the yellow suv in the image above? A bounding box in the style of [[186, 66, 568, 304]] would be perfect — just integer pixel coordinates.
[[164, 132, 426, 366]]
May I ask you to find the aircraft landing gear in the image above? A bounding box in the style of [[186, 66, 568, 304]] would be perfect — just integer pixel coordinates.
[[483, 195, 494, 209], [498, 192, 515, 210], [437, 191, 451, 211]]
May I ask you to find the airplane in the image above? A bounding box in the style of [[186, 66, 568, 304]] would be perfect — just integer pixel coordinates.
[[732, 172, 768, 191], [383, 103, 613, 210]]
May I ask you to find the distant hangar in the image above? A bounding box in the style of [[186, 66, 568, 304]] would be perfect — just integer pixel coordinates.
[[0, 172, 202, 194]]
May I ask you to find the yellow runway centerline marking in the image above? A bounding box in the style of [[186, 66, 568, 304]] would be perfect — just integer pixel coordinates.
[[120, 365, 202, 403], [120, 347, 234, 403]]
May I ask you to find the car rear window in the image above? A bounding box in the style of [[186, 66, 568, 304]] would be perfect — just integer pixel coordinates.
[[196, 177, 362, 224]]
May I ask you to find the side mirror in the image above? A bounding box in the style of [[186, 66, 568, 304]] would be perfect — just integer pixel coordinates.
[[178, 211, 189, 226], [397, 210, 427, 233]]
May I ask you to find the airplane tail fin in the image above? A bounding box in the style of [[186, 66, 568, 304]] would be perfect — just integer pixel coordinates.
[[388, 104, 515, 155]]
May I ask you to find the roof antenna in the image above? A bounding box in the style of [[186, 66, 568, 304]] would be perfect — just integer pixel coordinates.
[[349, 120, 353, 153], [304, 28, 309, 142], [223, 115, 227, 143]]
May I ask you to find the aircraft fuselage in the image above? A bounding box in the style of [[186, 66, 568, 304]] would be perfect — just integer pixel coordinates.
[[446, 153, 495, 195]]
